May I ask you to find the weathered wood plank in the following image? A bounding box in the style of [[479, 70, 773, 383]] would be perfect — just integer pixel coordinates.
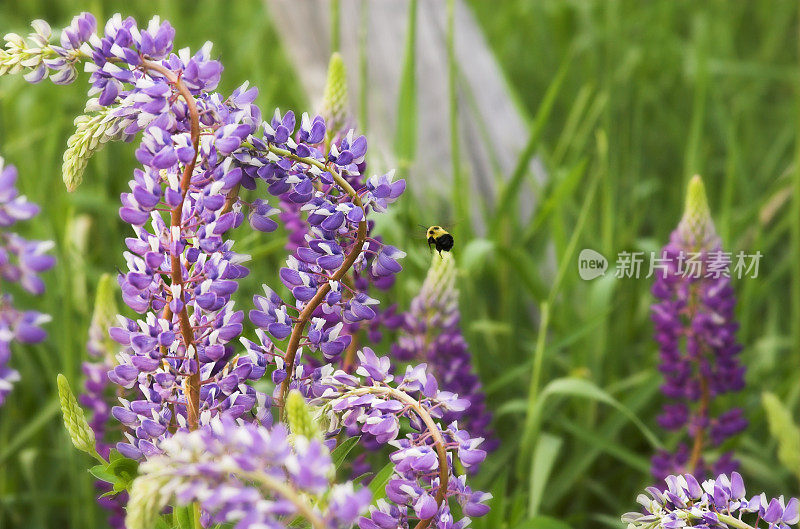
[[264, 0, 544, 219]]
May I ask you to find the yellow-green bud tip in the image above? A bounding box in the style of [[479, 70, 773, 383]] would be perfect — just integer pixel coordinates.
[[678, 175, 718, 249], [684, 175, 710, 223], [92, 274, 119, 326], [57, 373, 98, 457], [286, 389, 320, 440], [320, 52, 349, 134]]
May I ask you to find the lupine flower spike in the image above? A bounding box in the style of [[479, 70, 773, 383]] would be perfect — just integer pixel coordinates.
[[0, 12, 405, 460], [623, 472, 800, 529], [651, 176, 747, 479], [394, 251, 495, 451]]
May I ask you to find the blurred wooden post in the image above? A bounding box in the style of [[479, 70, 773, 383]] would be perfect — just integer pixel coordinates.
[[264, 0, 544, 222]]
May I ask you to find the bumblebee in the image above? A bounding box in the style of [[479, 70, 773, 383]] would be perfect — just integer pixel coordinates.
[[426, 226, 454, 255]]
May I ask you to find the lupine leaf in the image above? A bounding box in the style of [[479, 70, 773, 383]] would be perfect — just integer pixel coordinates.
[[394, 0, 418, 163], [331, 435, 361, 470], [762, 391, 800, 478], [368, 463, 395, 505], [173, 505, 194, 529], [89, 449, 139, 493]]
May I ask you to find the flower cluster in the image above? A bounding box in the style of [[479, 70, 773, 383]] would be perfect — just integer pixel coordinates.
[[241, 115, 406, 399], [394, 251, 494, 451], [0, 156, 54, 406], [651, 176, 747, 479], [126, 417, 371, 529], [0, 14, 95, 84], [273, 52, 403, 382], [623, 472, 799, 529], [0, 11, 406, 461], [313, 348, 491, 529], [240, 50, 406, 398], [3, 11, 491, 529]]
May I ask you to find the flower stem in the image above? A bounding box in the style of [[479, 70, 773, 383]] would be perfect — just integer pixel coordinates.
[[141, 59, 202, 431], [269, 145, 367, 408], [715, 513, 756, 529], [343, 385, 449, 529], [240, 471, 326, 529]]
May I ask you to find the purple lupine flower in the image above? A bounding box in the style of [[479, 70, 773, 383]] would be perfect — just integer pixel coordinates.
[[126, 417, 371, 529], [3, 11, 406, 451], [651, 176, 747, 480], [312, 349, 491, 529], [246, 116, 406, 394], [622, 472, 800, 529], [0, 156, 54, 406], [271, 55, 400, 392], [4, 14, 422, 529], [394, 252, 495, 453]]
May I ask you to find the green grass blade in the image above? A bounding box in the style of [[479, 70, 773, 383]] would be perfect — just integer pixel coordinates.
[[491, 48, 573, 232], [394, 0, 419, 166], [528, 432, 562, 517]]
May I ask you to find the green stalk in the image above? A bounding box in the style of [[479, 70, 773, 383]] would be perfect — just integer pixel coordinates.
[[358, 0, 369, 132], [793, 6, 800, 482], [518, 301, 550, 480], [447, 0, 468, 237], [330, 0, 341, 52], [395, 0, 418, 165]]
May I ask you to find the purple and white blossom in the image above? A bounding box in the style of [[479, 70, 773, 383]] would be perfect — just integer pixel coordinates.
[[1, 12, 490, 529], [126, 417, 371, 529], [313, 348, 491, 529], [623, 472, 799, 529], [0, 156, 54, 406], [0, 11, 405, 461]]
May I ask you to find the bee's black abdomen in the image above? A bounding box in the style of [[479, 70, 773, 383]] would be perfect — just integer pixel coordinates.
[[436, 233, 454, 252]]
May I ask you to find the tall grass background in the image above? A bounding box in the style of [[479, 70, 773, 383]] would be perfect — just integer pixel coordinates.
[[0, 1, 798, 528]]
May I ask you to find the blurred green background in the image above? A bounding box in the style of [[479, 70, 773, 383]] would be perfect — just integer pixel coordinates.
[[1, 1, 799, 528]]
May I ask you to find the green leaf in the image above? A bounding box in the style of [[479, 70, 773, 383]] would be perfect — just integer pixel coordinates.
[[519, 376, 660, 479], [460, 238, 495, 275], [88, 450, 139, 492], [394, 0, 418, 163], [522, 159, 589, 244], [556, 417, 650, 473], [331, 436, 361, 469], [528, 432, 562, 517], [762, 391, 800, 478], [173, 505, 194, 529], [492, 48, 574, 232], [89, 465, 117, 484], [0, 397, 59, 464], [368, 462, 395, 505], [154, 518, 172, 529], [539, 378, 660, 447]]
